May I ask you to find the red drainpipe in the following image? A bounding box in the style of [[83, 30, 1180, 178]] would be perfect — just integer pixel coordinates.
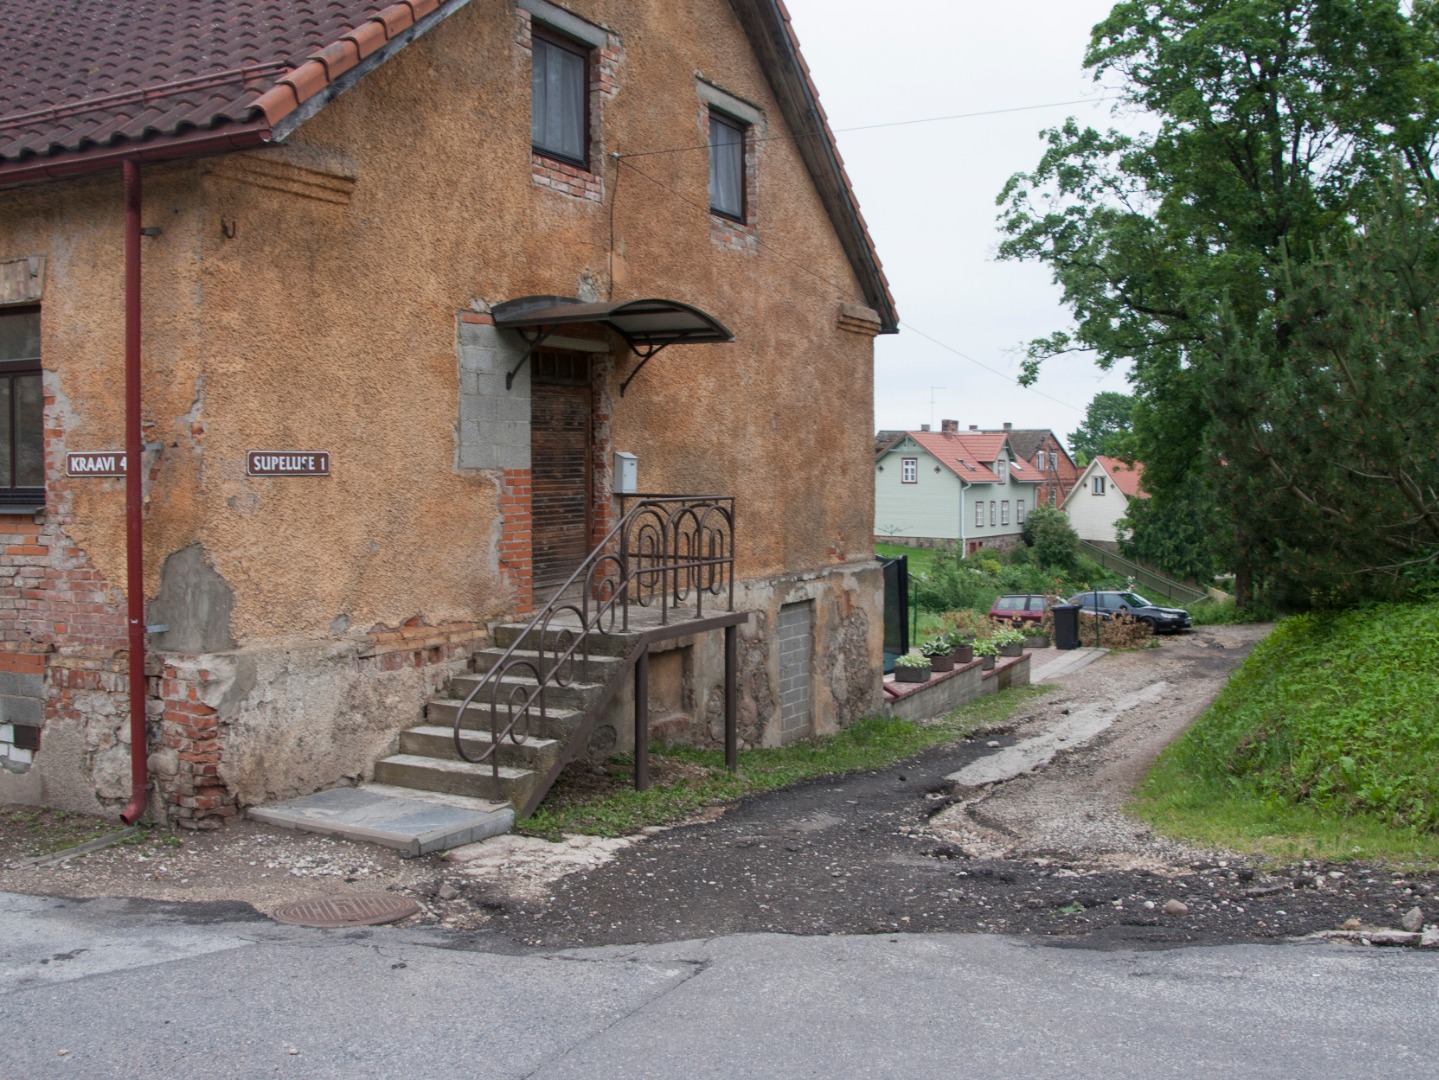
[[120, 158, 148, 825]]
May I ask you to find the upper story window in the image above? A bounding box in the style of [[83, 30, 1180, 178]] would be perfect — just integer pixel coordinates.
[[709, 110, 746, 219], [531, 27, 589, 167], [901, 457, 917, 484], [975, 500, 984, 528], [1092, 475, 1106, 495], [0, 307, 44, 508], [996, 458, 1008, 483], [1035, 450, 1047, 471]]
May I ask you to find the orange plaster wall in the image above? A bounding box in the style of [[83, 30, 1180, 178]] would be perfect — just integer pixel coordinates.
[[0, 0, 880, 648]]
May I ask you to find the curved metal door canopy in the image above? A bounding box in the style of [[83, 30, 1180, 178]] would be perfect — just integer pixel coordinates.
[[492, 295, 734, 395]]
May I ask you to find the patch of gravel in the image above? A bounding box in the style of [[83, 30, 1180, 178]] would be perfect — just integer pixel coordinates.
[[6, 623, 1438, 951]]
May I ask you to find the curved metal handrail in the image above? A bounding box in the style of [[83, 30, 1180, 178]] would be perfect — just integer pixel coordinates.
[[452, 495, 735, 779]]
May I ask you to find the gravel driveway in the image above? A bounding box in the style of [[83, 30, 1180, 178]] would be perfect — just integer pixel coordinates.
[[4, 623, 1436, 950]]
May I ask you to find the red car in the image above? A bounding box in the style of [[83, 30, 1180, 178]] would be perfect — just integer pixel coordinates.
[[988, 594, 1051, 625]]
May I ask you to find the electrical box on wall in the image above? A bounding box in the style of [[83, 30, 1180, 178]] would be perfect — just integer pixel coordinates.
[[614, 451, 638, 494]]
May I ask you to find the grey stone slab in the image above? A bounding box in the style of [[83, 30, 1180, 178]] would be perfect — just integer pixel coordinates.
[[0, 695, 42, 726], [0, 672, 42, 698], [248, 785, 513, 857]]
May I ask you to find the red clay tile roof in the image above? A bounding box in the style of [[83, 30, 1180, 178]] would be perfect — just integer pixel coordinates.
[[1094, 456, 1147, 498], [0, 1, 453, 184], [889, 430, 1042, 486]]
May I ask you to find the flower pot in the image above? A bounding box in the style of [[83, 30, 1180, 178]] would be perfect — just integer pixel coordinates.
[[1023, 634, 1051, 650], [999, 641, 1023, 658], [952, 644, 974, 665], [980, 655, 995, 670], [894, 663, 931, 683], [930, 654, 955, 673]]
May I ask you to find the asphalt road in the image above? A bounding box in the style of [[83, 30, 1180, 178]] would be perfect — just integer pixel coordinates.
[[2, 890, 1435, 1079]]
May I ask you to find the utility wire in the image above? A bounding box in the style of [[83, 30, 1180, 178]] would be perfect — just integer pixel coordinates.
[[614, 156, 1088, 415], [617, 95, 1123, 160]]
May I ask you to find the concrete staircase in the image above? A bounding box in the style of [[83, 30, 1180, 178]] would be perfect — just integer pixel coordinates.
[[372, 621, 639, 810]]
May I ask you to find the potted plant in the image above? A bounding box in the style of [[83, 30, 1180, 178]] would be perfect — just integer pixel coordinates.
[[992, 627, 1027, 657], [893, 652, 932, 683], [1023, 614, 1054, 650], [920, 636, 955, 672], [947, 631, 975, 665], [973, 637, 999, 670]]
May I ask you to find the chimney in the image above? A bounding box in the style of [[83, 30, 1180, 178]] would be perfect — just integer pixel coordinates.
[[920, 424, 930, 432], [1003, 422, 1012, 431], [968, 425, 978, 431], [940, 419, 958, 434]]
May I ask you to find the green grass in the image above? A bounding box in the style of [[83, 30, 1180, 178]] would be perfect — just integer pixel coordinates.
[[1131, 601, 1439, 865], [520, 684, 1054, 839], [875, 541, 940, 577], [0, 806, 117, 859]]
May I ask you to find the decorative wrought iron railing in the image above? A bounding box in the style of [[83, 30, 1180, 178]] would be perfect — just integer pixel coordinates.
[[451, 495, 735, 788]]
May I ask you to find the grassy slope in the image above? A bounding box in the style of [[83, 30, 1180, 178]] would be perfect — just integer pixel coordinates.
[[1132, 602, 1439, 863]]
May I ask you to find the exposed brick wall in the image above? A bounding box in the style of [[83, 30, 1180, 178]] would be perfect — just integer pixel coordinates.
[[158, 664, 234, 827], [499, 469, 534, 615]]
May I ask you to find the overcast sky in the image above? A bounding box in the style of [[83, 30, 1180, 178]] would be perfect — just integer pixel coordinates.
[[781, 0, 1143, 448]]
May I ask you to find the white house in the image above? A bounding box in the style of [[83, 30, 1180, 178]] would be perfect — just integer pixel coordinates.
[[1062, 455, 1147, 547], [875, 420, 1043, 554]]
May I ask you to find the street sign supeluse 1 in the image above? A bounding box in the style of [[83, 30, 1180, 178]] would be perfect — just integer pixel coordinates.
[[65, 451, 126, 477], [246, 451, 331, 477]]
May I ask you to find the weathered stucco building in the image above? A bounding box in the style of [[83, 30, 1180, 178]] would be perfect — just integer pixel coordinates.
[[0, 0, 896, 826]]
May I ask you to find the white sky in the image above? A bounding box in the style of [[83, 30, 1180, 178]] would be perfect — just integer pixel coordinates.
[[781, 0, 1143, 448]]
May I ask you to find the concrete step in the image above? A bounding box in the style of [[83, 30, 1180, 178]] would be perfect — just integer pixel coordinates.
[[491, 622, 641, 658], [248, 783, 513, 857], [399, 724, 561, 770], [447, 672, 605, 711], [427, 697, 583, 740], [470, 646, 624, 685], [373, 753, 538, 806]]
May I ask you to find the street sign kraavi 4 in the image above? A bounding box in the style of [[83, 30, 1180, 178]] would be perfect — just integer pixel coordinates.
[[246, 450, 331, 477], [66, 451, 126, 476]]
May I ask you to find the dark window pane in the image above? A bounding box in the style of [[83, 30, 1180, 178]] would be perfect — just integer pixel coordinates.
[[0, 379, 11, 485], [14, 373, 42, 487], [0, 309, 39, 361], [709, 112, 744, 218], [532, 34, 587, 164]]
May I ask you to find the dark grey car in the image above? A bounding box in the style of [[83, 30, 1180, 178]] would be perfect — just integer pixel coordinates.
[[1066, 590, 1193, 632]]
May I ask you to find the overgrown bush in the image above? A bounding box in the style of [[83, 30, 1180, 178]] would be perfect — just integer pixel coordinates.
[[1021, 505, 1081, 574], [1076, 611, 1155, 649]]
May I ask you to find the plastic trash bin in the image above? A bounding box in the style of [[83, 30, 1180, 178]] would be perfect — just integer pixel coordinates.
[[1052, 604, 1081, 650]]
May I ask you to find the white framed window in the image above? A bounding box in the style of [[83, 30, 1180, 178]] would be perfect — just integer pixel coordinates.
[[901, 457, 917, 484], [1001, 500, 1010, 526], [996, 459, 1008, 482], [1017, 499, 1026, 524], [1036, 450, 1046, 471], [975, 500, 984, 528], [1092, 476, 1106, 495], [989, 500, 997, 526]]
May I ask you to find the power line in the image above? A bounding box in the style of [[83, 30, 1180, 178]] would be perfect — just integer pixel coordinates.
[[614, 159, 1087, 415], [617, 95, 1123, 160]]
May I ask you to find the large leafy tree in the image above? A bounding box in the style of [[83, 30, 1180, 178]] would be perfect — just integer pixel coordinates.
[[1067, 391, 1136, 463], [998, 0, 1439, 605]]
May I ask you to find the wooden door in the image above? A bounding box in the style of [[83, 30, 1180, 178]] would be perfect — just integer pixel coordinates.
[[530, 350, 593, 591]]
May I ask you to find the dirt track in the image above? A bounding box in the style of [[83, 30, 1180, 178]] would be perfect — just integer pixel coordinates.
[[4, 624, 1436, 950]]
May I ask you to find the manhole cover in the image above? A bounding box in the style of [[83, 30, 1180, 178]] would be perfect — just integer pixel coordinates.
[[270, 893, 421, 928]]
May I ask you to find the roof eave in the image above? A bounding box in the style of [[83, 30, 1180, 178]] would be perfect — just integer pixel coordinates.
[[0, 123, 272, 189], [728, 0, 898, 332]]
